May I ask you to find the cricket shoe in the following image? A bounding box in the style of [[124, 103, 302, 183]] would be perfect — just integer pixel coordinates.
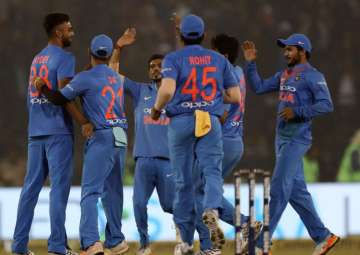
[[135, 245, 152, 255], [48, 251, 77, 255], [202, 209, 225, 249], [312, 233, 340, 255], [13, 251, 35, 255], [174, 242, 194, 255], [84, 241, 104, 255], [254, 247, 272, 255], [195, 248, 221, 255], [239, 221, 263, 254], [108, 240, 129, 255]]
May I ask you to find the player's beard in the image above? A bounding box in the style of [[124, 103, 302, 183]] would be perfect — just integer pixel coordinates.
[[62, 38, 72, 48], [287, 53, 301, 67], [151, 73, 162, 83], [152, 78, 162, 83]]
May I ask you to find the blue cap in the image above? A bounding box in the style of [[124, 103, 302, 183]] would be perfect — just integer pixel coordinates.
[[90, 34, 113, 59], [180, 14, 205, 39], [277, 33, 312, 53]]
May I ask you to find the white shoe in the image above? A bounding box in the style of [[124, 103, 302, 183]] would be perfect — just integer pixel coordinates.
[[254, 247, 272, 255], [109, 240, 129, 255], [136, 246, 152, 255], [312, 233, 340, 255], [66, 249, 79, 255], [202, 209, 225, 249], [174, 242, 194, 255], [195, 248, 221, 255], [14, 251, 35, 255], [255, 247, 263, 255], [239, 221, 263, 254]]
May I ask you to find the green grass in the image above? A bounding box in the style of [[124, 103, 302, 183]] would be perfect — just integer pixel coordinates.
[[2, 237, 359, 255]]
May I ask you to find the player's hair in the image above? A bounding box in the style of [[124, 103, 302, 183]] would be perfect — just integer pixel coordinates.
[[148, 54, 164, 66], [211, 34, 239, 64], [181, 34, 205, 45], [296, 45, 311, 60], [43, 13, 70, 37], [90, 52, 111, 61]]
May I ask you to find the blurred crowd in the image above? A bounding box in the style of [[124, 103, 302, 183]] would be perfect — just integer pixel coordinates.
[[0, 0, 359, 185]]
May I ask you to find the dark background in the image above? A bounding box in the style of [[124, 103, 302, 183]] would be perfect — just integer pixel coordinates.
[[0, 0, 359, 185]]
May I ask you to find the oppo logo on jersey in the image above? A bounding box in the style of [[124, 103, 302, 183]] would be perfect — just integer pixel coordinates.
[[181, 100, 214, 109], [143, 108, 166, 114], [30, 97, 49, 105], [280, 85, 296, 92], [106, 118, 127, 125], [230, 120, 243, 127]]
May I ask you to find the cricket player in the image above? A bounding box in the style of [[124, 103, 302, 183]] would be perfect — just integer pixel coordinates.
[[110, 28, 174, 255], [35, 34, 129, 255], [242, 34, 339, 255], [151, 14, 240, 254], [12, 13, 89, 255], [193, 34, 262, 254]]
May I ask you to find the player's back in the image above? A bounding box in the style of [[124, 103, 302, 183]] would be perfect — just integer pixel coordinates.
[[162, 45, 236, 117], [68, 64, 127, 130], [222, 65, 246, 138], [28, 44, 75, 137]]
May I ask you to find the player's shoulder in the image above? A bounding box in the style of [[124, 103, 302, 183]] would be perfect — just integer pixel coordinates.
[[303, 65, 327, 86], [233, 65, 244, 79], [58, 48, 75, 62], [164, 50, 180, 61], [206, 48, 224, 58], [304, 65, 325, 80], [73, 69, 90, 81], [233, 65, 244, 74]]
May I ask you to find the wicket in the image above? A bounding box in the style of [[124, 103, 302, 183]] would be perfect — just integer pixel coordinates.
[[234, 169, 271, 255]]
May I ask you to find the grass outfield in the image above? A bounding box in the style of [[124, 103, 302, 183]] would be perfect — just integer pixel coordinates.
[[2, 238, 360, 254]]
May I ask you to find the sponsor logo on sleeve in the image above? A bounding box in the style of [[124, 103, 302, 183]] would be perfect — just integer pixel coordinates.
[[317, 80, 327, 86]]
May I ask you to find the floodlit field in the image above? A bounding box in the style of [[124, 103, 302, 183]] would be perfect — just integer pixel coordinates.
[[2, 238, 360, 255]]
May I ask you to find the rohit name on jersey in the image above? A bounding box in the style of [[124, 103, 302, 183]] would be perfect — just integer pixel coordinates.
[[189, 56, 211, 65], [279, 85, 296, 103]]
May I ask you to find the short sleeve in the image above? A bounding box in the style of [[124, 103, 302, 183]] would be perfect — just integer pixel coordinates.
[[223, 59, 238, 89], [60, 73, 86, 100], [161, 53, 178, 81], [124, 77, 142, 104], [57, 54, 75, 81]]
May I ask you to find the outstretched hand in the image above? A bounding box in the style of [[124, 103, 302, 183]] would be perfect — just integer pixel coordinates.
[[116, 27, 136, 49], [241, 40, 257, 62]]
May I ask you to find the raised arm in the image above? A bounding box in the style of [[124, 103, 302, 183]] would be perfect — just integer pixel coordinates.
[[242, 41, 280, 94], [109, 27, 136, 75]]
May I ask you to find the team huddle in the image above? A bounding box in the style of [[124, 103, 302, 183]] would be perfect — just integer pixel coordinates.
[[12, 11, 340, 255]]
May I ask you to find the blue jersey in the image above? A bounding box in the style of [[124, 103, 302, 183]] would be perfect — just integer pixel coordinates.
[[244, 62, 333, 144], [27, 44, 75, 137], [161, 45, 238, 117], [124, 78, 170, 159], [222, 65, 246, 138], [61, 64, 127, 130]]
